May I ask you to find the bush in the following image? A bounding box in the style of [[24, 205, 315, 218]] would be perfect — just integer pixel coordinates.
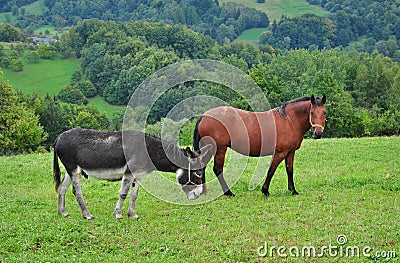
[[57, 84, 88, 105]]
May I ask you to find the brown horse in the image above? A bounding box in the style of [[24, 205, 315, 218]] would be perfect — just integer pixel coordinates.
[[193, 95, 326, 197]]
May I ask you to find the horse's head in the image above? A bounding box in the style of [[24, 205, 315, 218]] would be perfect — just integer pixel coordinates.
[[309, 95, 327, 139], [176, 145, 213, 200]]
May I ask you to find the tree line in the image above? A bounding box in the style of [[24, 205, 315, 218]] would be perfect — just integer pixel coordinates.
[[0, 19, 399, 155], [262, 0, 400, 62]]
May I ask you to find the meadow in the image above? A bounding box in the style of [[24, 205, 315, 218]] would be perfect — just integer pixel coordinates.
[[0, 0, 47, 23], [219, 0, 328, 24], [2, 58, 123, 118], [0, 137, 398, 262], [2, 59, 79, 97]]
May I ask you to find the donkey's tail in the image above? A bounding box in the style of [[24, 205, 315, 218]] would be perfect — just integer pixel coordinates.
[[193, 117, 203, 151], [53, 137, 61, 192]]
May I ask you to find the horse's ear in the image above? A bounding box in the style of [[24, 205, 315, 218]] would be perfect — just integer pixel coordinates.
[[310, 95, 316, 106], [321, 95, 326, 105]]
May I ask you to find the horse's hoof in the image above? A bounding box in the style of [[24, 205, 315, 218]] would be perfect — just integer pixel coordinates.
[[261, 188, 270, 197], [224, 190, 235, 196], [292, 190, 299, 196]]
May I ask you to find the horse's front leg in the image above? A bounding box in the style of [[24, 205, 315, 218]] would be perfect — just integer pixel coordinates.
[[57, 172, 72, 217], [285, 151, 299, 195], [261, 153, 285, 197], [113, 173, 133, 219], [213, 147, 234, 196], [71, 172, 94, 220], [127, 178, 141, 219]]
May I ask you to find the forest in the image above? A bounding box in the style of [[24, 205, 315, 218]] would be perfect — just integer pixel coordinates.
[[261, 0, 400, 62], [0, 0, 400, 155], [3, 0, 269, 45]]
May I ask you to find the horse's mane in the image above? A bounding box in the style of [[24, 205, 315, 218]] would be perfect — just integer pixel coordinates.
[[276, 96, 324, 117]]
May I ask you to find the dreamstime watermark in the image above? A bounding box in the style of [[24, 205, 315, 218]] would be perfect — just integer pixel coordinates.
[[122, 59, 275, 204], [257, 234, 397, 260]]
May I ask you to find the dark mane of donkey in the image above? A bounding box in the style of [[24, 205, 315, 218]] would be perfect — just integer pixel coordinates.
[[276, 96, 324, 117]]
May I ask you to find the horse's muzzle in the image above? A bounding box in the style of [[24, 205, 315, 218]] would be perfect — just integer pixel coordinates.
[[312, 130, 323, 139]]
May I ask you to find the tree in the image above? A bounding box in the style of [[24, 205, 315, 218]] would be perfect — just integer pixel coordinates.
[[57, 84, 87, 105], [0, 72, 46, 154], [0, 23, 23, 42], [37, 44, 55, 59], [10, 59, 23, 72]]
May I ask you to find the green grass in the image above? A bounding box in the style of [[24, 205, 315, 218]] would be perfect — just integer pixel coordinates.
[[0, 137, 399, 262], [0, 0, 47, 23], [237, 28, 267, 41], [220, 0, 328, 24], [2, 58, 124, 118], [88, 96, 125, 117], [33, 25, 60, 38], [2, 58, 79, 97]]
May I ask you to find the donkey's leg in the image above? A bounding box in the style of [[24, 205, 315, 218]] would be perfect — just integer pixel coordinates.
[[71, 171, 94, 220], [113, 173, 134, 219], [285, 151, 299, 195], [57, 172, 72, 217], [261, 153, 285, 197], [213, 147, 234, 196], [127, 178, 142, 219]]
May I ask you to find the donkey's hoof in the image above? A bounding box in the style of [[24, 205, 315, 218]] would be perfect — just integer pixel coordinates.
[[113, 211, 123, 219], [83, 214, 95, 220], [224, 190, 235, 196], [128, 214, 139, 220], [58, 211, 70, 217]]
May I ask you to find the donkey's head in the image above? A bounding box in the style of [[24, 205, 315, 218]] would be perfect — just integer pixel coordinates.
[[176, 145, 213, 200]]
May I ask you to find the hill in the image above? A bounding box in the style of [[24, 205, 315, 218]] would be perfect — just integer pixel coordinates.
[[2, 58, 78, 97], [0, 137, 398, 261], [219, 0, 328, 23]]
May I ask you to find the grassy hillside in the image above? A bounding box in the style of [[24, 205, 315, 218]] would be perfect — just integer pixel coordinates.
[[0, 0, 47, 23], [2, 58, 123, 118], [237, 28, 268, 41], [0, 137, 398, 262], [220, 0, 328, 24], [2, 59, 79, 97]]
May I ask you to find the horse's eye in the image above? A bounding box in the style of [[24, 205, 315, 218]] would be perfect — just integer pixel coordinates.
[[311, 112, 314, 116]]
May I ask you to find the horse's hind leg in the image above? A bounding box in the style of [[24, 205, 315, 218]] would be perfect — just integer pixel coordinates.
[[71, 170, 94, 220], [58, 172, 71, 217], [213, 147, 235, 196], [285, 152, 299, 195], [262, 154, 285, 197]]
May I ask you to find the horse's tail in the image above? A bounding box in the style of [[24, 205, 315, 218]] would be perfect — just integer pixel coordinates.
[[53, 137, 61, 192], [193, 116, 203, 151]]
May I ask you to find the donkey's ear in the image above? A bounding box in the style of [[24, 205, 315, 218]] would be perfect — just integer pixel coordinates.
[[321, 95, 326, 105], [198, 144, 214, 164], [184, 146, 195, 158], [310, 95, 316, 106]]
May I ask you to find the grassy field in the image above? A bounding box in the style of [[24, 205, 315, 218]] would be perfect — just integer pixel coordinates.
[[88, 96, 125, 117], [2, 58, 123, 118], [237, 28, 267, 41], [219, 0, 328, 24], [2, 59, 79, 97], [0, 137, 399, 262], [0, 0, 47, 23]]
